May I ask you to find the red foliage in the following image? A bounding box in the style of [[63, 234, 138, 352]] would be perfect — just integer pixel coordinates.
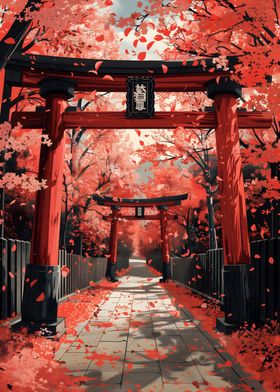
[[0, 279, 116, 391], [162, 281, 280, 391]]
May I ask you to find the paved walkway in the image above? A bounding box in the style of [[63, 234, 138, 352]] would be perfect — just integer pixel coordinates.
[[56, 260, 262, 392]]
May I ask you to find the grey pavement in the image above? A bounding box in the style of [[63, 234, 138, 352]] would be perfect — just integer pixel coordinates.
[[57, 260, 262, 392]]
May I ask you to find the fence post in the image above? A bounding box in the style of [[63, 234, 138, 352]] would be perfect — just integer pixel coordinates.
[[75, 254, 79, 290], [170, 257, 173, 280], [83, 256, 86, 288], [66, 253, 69, 295], [70, 254, 74, 292], [0, 238, 8, 320], [248, 241, 261, 323], [259, 240, 266, 322], [58, 250, 62, 299], [206, 250, 210, 297], [265, 239, 277, 321], [7, 239, 16, 317], [276, 238, 280, 323], [202, 254, 207, 295], [15, 240, 22, 315]]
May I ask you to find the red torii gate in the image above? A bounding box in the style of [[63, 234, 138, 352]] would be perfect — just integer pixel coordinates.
[[3, 53, 273, 334], [92, 194, 188, 282]]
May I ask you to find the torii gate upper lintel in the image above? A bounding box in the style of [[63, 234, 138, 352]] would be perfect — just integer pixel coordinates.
[[92, 193, 188, 283]]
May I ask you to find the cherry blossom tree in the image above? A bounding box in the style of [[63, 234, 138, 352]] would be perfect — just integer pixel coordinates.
[[0, 0, 117, 64], [0, 0, 127, 242], [118, 0, 279, 90], [0, 122, 51, 192], [134, 156, 212, 256]]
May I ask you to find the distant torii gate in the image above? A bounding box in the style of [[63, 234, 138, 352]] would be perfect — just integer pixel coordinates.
[[2, 53, 273, 334], [92, 194, 188, 282]]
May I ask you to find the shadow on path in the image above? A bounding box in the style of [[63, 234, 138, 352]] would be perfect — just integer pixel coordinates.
[[57, 259, 263, 392]]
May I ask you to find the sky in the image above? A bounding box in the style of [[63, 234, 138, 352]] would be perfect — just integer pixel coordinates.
[[110, 0, 167, 60], [112, 0, 144, 16]]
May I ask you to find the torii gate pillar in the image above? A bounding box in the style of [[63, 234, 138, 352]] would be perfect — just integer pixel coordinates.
[[207, 78, 251, 333], [158, 206, 171, 282], [106, 206, 120, 282], [14, 79, 75, 336]]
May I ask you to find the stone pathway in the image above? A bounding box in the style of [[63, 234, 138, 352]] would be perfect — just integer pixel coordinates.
[[56, 260, 262, 392]]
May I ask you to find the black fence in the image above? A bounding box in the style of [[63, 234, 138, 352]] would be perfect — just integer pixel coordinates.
[[146, 248, 163, 273], [148, 238, 280, 323], [171, 249, 224, 303], [0, 238, 129, 321]]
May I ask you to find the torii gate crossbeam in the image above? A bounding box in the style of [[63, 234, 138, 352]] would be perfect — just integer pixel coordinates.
[[11, 110, 272, 130]]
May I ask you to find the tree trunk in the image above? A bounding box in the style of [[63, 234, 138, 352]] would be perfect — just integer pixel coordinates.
[[206, 195, 218, 249], [269, 161, 279, 238], [186, 208, 191, 253], [59, 211, 68, 250], [0, 71, 12, 237], [0, 0, 43, 70]]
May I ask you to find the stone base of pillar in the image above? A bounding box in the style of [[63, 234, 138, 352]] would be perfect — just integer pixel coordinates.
[[160, 262, 171, 282], [12, 263, 64, 337], [106, 261, 118, 282], [11, 317, 65, 338], [216, 265, 249, 334], [216, 317, 240, 334]]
